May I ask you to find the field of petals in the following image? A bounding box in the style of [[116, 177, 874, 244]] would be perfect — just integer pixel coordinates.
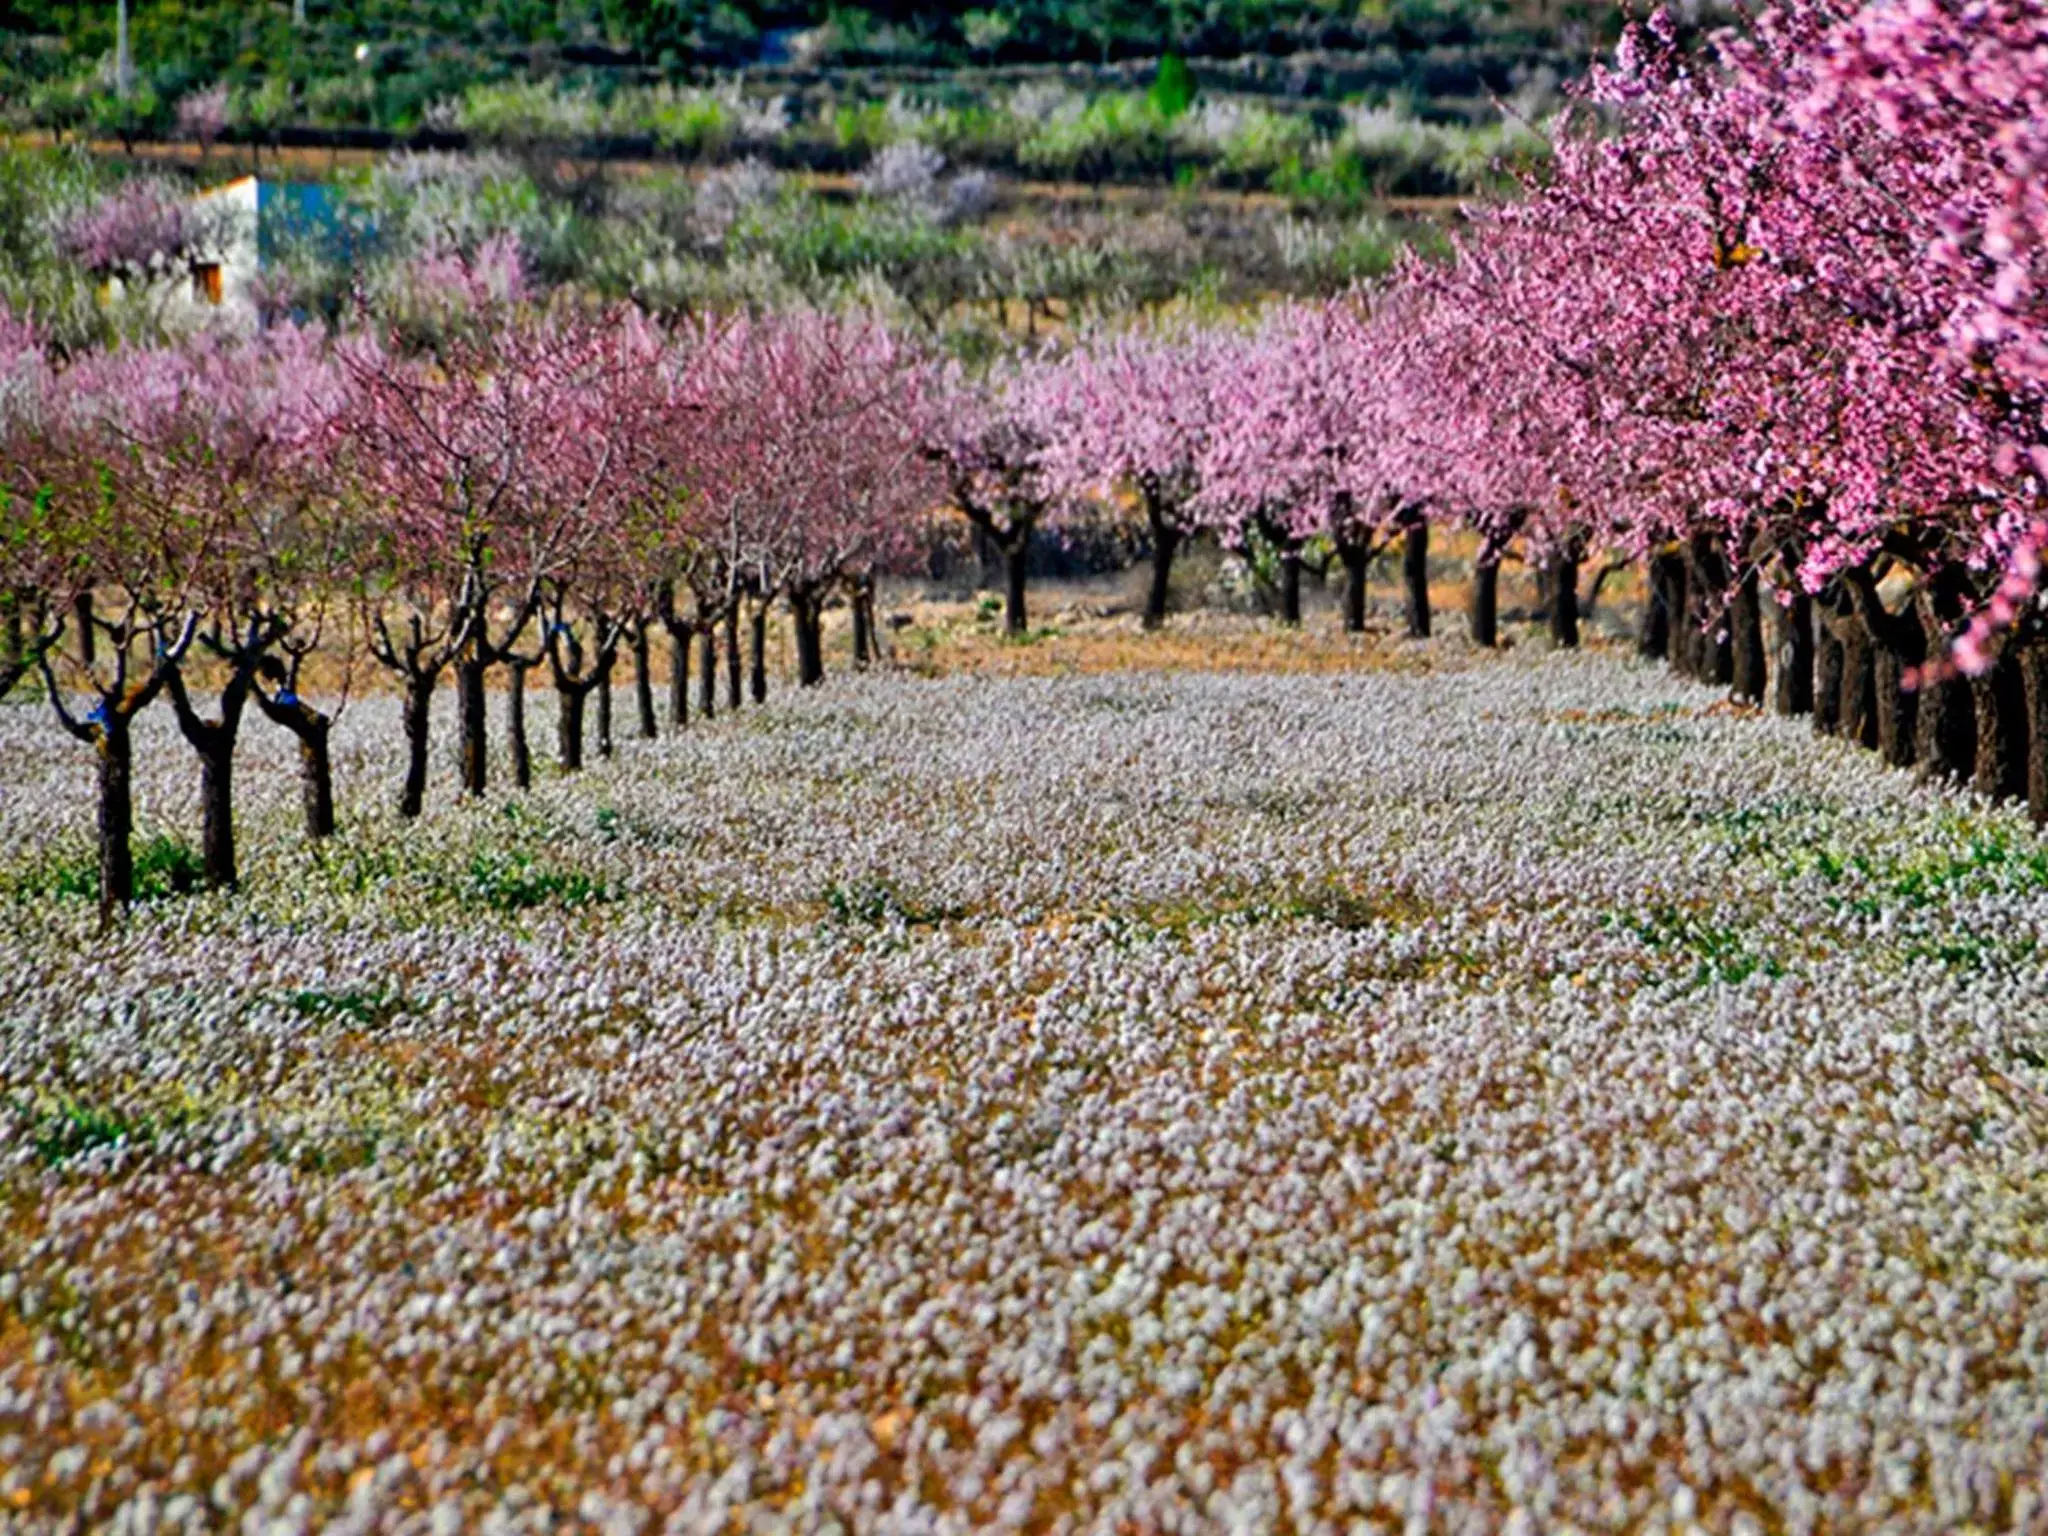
[[5, 651, 2048, 1535]]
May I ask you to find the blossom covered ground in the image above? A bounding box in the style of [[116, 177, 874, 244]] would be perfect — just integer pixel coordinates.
[[3, 650, 2047, 1534]]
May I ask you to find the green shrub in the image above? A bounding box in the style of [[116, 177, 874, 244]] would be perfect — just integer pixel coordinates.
[[1147, 53, 1197, 121]]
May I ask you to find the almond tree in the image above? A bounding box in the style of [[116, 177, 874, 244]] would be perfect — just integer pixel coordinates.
[[337, 260, 654, 813], [110, 326, 347, 885], [689, 310, 932, 689], [19, 343, 203, 921], [1198, 299, 1430, 636], [925, 352, 1071, 637], [1045, 328, 1224, 631]]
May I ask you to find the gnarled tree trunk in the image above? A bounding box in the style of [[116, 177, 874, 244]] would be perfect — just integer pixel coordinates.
[[1835, 612, 1879, 751], [1669, 558, 1698, 679], [1003, 540, 1031, 635], [557, 685, 586, 772], [1842, 568, 1920, 769], [852, 577, 874, 670], [696, 626, 717, 718], [167, 665, 255, 892]]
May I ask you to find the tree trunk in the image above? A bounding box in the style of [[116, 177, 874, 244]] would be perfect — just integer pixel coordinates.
[[1771, 589, 1814, 717], [96, 713, 134, 924], [1728, 569, 1766, 705], [1469, 559, 1499, 648], [1144, 517, 1180, 631], [1278, 546, 1302, 627], [725, 606, 742, 708], [1402, 521, 1431, 639], [1669, 559, 1697, 679], [1640, 554, 1676, 661], [1004, 540, 1031, 635], [1338, 542, 1368, 634], [792, 589, 825, 687], [633, 626, 657, 740], [557, 683, 586, 772], [456, 654, 488, 799], [1838, 617, 1879, 750], [1812, 600, 1844, 737], [399, 674, 434, 820], [749, 604, 768, 704], [696, 626, 716, 719], [1548, 556, 1580, 649], [2019, 639, 2048, 826], [1685, 539, 1734, 684], [167, 668, 249, 892], [1915, 603, 1975, 784], [852, 583, 874, 670], [297, 723, 334, 841], [1971, 654, 2030, 803], [1871, 640, 1918, 769], [667, 622, 690, 730], [595, 647, 615, 760], [258, 691, 337, 840], [507, 659, 533, 789], [197, 741, 235, 891]]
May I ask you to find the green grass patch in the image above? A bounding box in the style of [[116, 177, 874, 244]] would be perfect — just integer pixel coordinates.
[[461, 852, 610, 913], [2, 834, 204, 904], [19, 1095, 193, 1167], [283, 986, 399, 1026], [1608, 904, 1783, 987]]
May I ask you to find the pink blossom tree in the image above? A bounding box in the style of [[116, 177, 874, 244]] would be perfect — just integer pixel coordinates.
[[1044, 328, 1226, 630], [336, 257, 655, 812], [923, 351, 1072, 637]]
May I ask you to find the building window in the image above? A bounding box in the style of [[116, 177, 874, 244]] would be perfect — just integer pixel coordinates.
[[193, 263, 224, 306]]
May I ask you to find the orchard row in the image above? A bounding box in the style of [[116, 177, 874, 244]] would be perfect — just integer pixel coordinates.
[[3, 0, 2045, 917]]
